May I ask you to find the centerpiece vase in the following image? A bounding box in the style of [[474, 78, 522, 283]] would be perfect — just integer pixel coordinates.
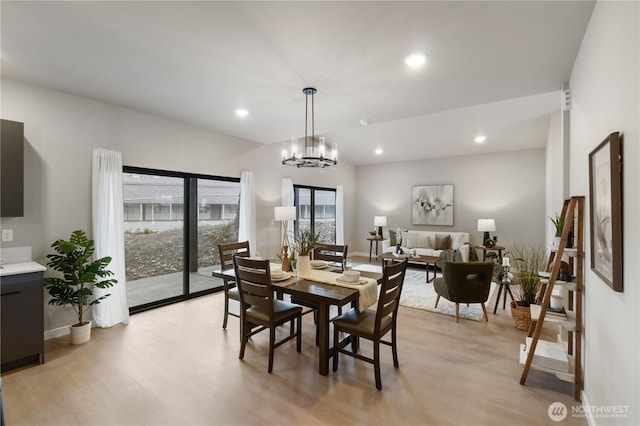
[[297, 255, 311, 276]]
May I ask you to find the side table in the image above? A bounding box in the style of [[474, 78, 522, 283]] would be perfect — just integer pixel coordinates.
[[475, 245, 505, 263], [493, 277, 515, 314], [367, 236, 382, 262]]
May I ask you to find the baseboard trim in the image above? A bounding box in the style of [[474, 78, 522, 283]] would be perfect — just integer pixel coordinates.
[[44, 326, 70, 340]]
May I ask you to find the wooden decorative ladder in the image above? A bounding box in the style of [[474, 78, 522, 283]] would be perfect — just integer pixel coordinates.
[[519, 196, 584, 401]]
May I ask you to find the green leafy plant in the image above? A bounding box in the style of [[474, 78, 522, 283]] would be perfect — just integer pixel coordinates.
[[43, 230, 118, 326], [549, 212, 565, 237], [292, 228, 319, 256], [510, 244, 546, 306]]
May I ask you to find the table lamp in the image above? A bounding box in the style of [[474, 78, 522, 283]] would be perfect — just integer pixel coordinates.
[[275, 206, 296, 271], [477, 218, 496, 246], [374, 215, 387, 238]]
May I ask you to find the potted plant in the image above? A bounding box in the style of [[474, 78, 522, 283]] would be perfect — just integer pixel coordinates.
[[509, 244, 546, 330], [43, 230, 118, 344], [549, 213, 565, 246], [292, 228, 319, 275]]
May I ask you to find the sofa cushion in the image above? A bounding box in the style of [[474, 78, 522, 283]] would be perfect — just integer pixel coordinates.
[[388, 229, 397, 246], [405, 233, 429, 249], [435, 234, 451, 250], [450, 233, 467, 251]]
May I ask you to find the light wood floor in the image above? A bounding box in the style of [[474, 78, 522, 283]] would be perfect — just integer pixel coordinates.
[[2, 258, 586, 426]]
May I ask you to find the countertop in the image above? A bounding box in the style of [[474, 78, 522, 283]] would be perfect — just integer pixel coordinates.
[[0, 261, 46, 277]]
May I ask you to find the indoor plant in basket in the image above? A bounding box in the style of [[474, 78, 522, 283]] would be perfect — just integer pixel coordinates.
[[292, 228, 319, 276], [510, 244, 546, 331], [43, 230, 117, 344]]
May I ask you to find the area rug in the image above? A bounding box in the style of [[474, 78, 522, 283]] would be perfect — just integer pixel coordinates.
[[353, 265, 496, 321]]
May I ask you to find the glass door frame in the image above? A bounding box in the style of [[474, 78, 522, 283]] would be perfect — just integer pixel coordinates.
[[124, 165, 240, 314]]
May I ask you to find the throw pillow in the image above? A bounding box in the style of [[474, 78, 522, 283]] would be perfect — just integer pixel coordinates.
[[434, 233, 451, 250], [388, 229, 397, 246], [413, 235, 430, 249], [404, 233, 419, 248]]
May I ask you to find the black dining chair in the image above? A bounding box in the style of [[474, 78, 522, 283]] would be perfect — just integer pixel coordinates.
[[332, 259, 408, 390], [312, 243, 349, 272], [233, 256, 303, 373], [217, 241, 250, 329]]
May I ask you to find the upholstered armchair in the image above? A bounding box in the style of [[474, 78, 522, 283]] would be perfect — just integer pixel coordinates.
[[433, 261, 494, 322]]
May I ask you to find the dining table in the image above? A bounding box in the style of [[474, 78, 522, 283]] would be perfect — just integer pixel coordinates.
[[212, 264, 382, 376]]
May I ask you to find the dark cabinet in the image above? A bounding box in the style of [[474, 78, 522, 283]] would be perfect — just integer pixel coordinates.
[[1, 271, 44, 371], [0, 118, 25, 217]]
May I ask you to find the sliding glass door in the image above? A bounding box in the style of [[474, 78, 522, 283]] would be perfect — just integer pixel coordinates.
[[123, 167, 239, 312], [294, 185, 336, 244], [190, 178, 240, 294]]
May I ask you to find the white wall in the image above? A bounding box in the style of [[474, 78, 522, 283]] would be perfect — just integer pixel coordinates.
[[0, 79, 358, 330], [545, 110, 566, 245], [355, 148, 547, 255], [570, 1, 639, 424]]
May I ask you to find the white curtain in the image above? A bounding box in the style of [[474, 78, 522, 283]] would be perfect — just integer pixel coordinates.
[[238, 170, 256, 251], [91, 148, 129, 328], [336, 185, 344, 245], [281, 177, 295, 244]]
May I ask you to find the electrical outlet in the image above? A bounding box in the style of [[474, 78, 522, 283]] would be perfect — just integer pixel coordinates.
[[2, 229, 13, 242]]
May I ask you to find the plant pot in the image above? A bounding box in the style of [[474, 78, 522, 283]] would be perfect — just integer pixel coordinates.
[[552, 236, 561, 247], [296, 255, 311, 276], [510, 301, 531, 331], [70, 321, 91, 345]]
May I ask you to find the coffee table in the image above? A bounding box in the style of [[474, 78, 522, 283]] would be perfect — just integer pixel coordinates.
[[379, 252, 441, 283]]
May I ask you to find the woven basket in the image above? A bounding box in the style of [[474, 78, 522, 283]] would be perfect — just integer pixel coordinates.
[[510, 301, 531, 331]]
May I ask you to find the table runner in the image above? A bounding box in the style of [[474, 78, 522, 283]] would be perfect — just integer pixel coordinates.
[[296, 269, 378, 312]]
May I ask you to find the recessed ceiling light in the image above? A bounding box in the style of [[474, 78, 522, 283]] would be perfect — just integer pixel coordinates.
[[360, 119, 370, 126], [474, 135, 487, 143], [235, 109, 249, 117], [375, 148, 383, 155], [404, 53, 427, 68]]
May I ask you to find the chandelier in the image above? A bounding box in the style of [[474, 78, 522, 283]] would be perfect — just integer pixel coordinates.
[[282, 87, 337, 168]]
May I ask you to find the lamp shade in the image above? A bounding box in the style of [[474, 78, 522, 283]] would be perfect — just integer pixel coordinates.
[[274, 206, 296, 221], [373, 216, 387, 227], [477, 218, 496, 232]]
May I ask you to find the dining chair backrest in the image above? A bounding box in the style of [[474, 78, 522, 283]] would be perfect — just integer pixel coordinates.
[[218, 241, 250, 272], [233, 256, 274, 314], [313, 244, 348, 271], [374, 259, 408, 333]]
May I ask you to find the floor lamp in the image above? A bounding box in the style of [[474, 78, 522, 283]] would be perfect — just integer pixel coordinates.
[[275, 206, 296, 272]]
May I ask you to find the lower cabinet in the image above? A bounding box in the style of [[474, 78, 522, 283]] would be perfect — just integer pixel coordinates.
[[1, 271, 44, 371]]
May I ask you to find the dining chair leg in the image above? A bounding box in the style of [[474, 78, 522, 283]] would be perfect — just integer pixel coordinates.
[[223, 292, 230, 329], [391, 325, 399, 368], [296, 316, 302, 353], [268, 327, 276, 373], [374, 341, 382, 391], [239, 320, 247, 360], [332, 330, 340, 372], [434, 294, 440, 308]]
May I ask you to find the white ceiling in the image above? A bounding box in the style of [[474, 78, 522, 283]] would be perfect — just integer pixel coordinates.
[[0, 1, 595, 165]]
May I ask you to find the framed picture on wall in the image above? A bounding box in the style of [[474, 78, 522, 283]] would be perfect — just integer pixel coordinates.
[[588, 131, 623, 292], [412, 184, 454, 226]]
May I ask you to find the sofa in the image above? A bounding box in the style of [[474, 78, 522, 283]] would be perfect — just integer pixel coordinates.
[[381, 230, 470, 262]]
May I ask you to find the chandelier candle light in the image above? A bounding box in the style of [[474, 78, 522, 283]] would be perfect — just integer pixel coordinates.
[[282, 88, 338, 168], [275, 206, 297, 272], [477, 218, 496, 246]]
